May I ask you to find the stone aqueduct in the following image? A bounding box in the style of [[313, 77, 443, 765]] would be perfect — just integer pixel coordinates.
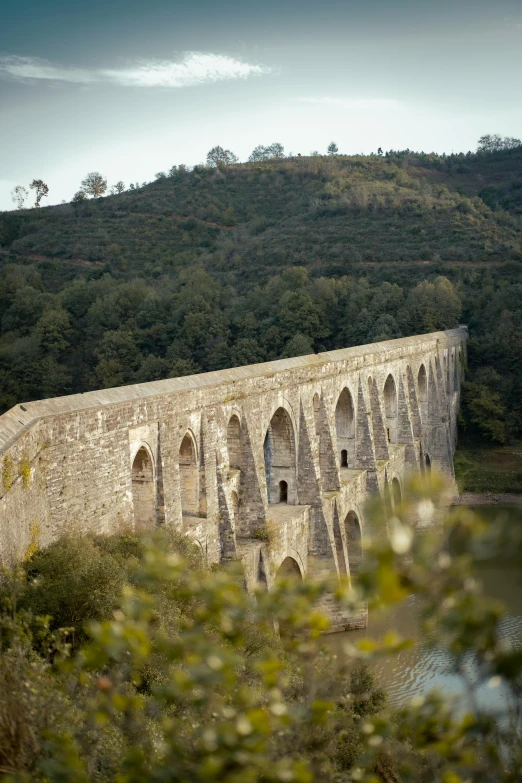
[[0, 328, 467, 631]]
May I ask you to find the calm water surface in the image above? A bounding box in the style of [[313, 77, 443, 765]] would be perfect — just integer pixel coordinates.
[[325, 506, 522, 715]]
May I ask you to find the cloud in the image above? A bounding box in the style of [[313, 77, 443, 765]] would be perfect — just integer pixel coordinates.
[[0, 52, 271, 88], [297, 97, 401, 110]]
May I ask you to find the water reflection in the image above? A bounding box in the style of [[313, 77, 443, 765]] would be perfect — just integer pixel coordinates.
[[325, 507, 522, 715]]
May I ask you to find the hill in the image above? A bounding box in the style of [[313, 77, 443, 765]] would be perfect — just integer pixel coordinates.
[[1, 148, 521, 443]]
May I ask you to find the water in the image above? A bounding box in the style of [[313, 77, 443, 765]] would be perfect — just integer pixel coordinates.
[[325, 506, 522, 715]]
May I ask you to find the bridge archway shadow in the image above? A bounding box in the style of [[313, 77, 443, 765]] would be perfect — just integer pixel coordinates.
[[392, 477, 402, 506], [344, 510, 362, 574], [417, 364, 427, 424], [384, 374, 397, 443], [179, 431, 198, 517], [276, 556, 303, 582], [132, 445, 155, 530]]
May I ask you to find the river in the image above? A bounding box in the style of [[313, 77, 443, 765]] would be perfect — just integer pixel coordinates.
[[325, 506, 522, 716]]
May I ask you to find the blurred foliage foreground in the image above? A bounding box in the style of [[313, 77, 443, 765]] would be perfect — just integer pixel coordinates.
[[0, 475, 521, 782]]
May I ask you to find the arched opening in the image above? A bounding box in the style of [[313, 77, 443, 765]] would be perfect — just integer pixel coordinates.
[[258, 551, 268, 591], [383, 375, 397, 443], [312, 393, 321, 437], [264, 407, 296, 504], [454, 350, 459, 389], [279, 480, 288, 503], [131, 446, 155, 530], [276, 556, 302, 581], [392, 477, 402, 506], [417, 364, 427, 424], [231, 490, 239, 519], [345, 511, 362, 574], [341, 449, 348, 467], [425, 454, 431, 473], [227, 415, 241, 469], [335, 388, 355, 469], [179, 432, 198, 516]]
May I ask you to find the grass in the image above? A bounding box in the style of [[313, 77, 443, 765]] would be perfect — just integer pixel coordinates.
[[454, 440, 522, 494]]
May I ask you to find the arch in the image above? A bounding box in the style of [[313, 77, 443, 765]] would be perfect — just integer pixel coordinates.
[[227, 414, 241, 469], [383, 374, 397, 443], [335, 387, 355, 468], [179, 431, 198, 516], [279, 480, 288, 503], [264, 407, 297, 504], [231, 490, 239, 519], [312, 392, 321, 437], [344, 510, 362, 574], [131, 445, 156, 530], [417, 364, 428, 424], [453, 350, 459, 389], [392, 477, 402, 506], [276, 556, 303, 581]]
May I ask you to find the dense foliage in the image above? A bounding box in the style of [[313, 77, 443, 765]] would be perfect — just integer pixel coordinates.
[[1, 149, 522, 442], [0, 476, 521, 781]]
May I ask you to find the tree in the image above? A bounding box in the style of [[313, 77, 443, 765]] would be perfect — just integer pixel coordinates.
[[80, 172, 107, 198], [377, 147, 383, 155], [10, 186, 28, 210], [477, 134, 522, 153], [72, 190, 86, 203], [327, 141, 339, 156], [206, 146, 238, 168], [114, 181, 125, 193], [29, 179, 49, 208], [248, 143, 285, 162], [154, 172, 167, 180]]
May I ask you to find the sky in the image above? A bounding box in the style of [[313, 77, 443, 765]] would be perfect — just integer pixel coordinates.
[[1, 0, 521, 211]]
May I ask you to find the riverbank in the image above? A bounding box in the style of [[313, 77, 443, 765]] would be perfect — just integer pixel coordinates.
[[458, 492, 522, 507], [454, 439, 522, 494]]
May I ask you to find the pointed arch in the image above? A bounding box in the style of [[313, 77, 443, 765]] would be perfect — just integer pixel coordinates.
[[344, 510, 362, 574], [383, 374, 397, 443], [264, 407, 297, 504], [335, 387, 355, 469], [131, 445, 156, 530], [227, 414, 241, 469], [179, 431, 198, 516], [392, 477, 402, 506], [276, 556, 303, 581], [417, 364, 428, 424]]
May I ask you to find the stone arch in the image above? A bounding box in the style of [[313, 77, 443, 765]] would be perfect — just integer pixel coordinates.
[[383, 374, 398, 443], [344, 510, 362, 574], [276, 556, 303, 581], [392, 476, 402, 506], [227, 414, 241, 469], [179, 430, 198, 516], [312, 392, 321, 437], [131, 445, 156, 530], [417, 364, 428, 424], [335, 387, 355, 469], [264, 406, 297, 504]]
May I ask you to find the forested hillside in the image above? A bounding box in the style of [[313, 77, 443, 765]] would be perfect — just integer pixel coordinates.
[[1, 147, 522, 443]]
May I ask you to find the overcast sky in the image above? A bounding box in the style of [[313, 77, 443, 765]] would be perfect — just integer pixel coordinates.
[[1, 0, 521, 210]]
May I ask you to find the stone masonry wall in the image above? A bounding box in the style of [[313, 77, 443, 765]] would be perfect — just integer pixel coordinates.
[[0, 328, 467, 629]]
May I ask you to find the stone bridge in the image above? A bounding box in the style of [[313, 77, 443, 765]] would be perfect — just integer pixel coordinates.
[[0, 328, 467, 630]]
